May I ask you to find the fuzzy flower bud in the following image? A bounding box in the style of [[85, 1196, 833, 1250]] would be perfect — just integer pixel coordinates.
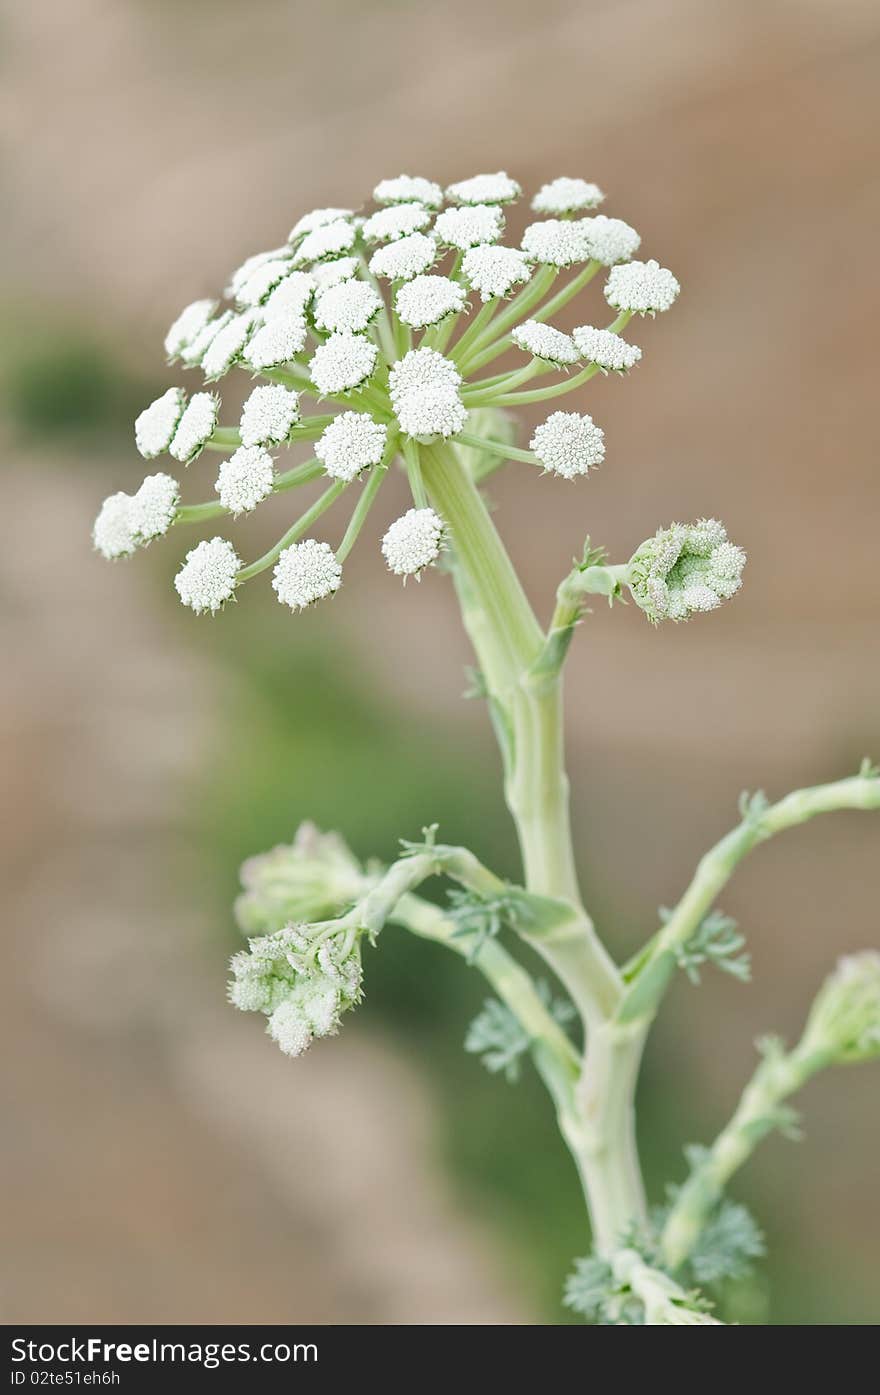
[[395, 274, 466, 329], [239, 384, 300, 448], [315, 412, 387, 481], [272, 539, 342, 610], [174, 537, 241, 614], [381, 507, 444, 577], [628, 519, 745, 622], [215, 446, 275, 515], [605, 258, 680, 315], [531, 177, 605, 214], [235, 824, 367, 935], [530, 411, 605, 478], [801, 952, 880, 1065], [373, 175, 443, 208]]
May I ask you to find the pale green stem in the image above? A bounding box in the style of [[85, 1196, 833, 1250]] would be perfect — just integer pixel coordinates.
[[458, 264, 558, 365], [490, 363, 600, 408], [611, 1250, 723, 1325], [450, 295, 499, 360], [336, 459, 390, 563], [530, 260, 601, 324], [402, 438, 429, 507], [175, 459, 325, 525], [462, 359, 548, 405], [237, 480, 347, 581], [455, 431, 538, 466], [660, 1037, 832, 1272]]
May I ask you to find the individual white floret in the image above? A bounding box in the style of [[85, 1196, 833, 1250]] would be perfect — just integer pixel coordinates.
[[361, 203, 433, 243], [572, 325, 642, 372], [239, 385, 300, 447], [93, 492, 137, 559], [314, 279, 383, 334], [394, 385, 467, 439], [201, 311, 259, 380], [135, 386, 186, 459], [445, 172, 521, 205], [605, 259, 680, 314], [433, 204, 504, 250], [395, 274, 466, 329], [531, 177, 605, 214], [293, 219, 357, 266], [131, 472, 180, 540], [309, 332, 378, 395], [511, 319, 579, 364], [226, 247, 289, 298], [288, 208, 354, 242], [215, 446, 275, 515], [530, 411, 606, 478], [180, 310, 234, 368], [261, 269, 316, 319], [368, 233, 437, 281], [310, 257, 359, 292], [169, 392, 220, 463], [521, 219, 592, 267], [315, 412, 388, 481], [381, 507, 444, 577], [373, 175, 443, 208], [272, 538, 342, 610], [579, 215, 641, 266], [174, 537, 241, 614], [164, 300, 218, 361], [243, 313, 308, 371], [461, 244, 531, 301]]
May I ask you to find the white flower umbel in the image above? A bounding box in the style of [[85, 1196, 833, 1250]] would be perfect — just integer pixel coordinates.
[[314, 279, 383, 334], [164, 300, 217, 361], [579, 215, 641, 266], [131, 472, 180, 541], [201, 311, 259, 380], [240, 384, 301, 447], [174, 537, 241, 614], [511, 319, 579, 365], [388, 348, 465, 439], [226, 247, 288, 298], [530, 410, 606, 478], [315, 412, 388, 482], [628, 519, 745, 622], [215, 446, 275, 515], [605, 259, 680, 315], [395, 274, 466, 329], [521, 219, 592, 268], [309, 332, 378, 395], [361, 203, 433, 243], [135, 387, 186, 459], [373, 175, 443, 208], [446, 172, 521, 205], [531, 177, 605, 214], [180, 310, 233, 369], [434, 204, 504, 250], [288, 208, 353, 243], [310, 257, 359, 292], [235, 258, 294, 308], [461, 244, 531, 301], [229, 923, 363, 1055], [369, 233, 437, 282], [243, 313, 308, 372], [169, 392, 220, 464], [272, 539, 342, 610], [262, 270, 316, 319], [381, 507, 444, 577], [293, 218, 357, 265], [93, 492, 137, 559], [572, 325, 642, 372]]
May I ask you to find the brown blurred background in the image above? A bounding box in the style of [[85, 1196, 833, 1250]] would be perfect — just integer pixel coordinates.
[[1, 0, 878, 1324]]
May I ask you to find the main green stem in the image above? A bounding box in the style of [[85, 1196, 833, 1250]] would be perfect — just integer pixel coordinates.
[[418, 438, 645, 1251]]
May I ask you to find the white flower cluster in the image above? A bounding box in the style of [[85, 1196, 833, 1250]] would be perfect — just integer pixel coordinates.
[[228, 922, 363, 1058], [606, 259, 680, 314], [239, 384, 300, 447], [235, 823, 368, 935], [532, 177, 605, 214], [434, 204, 504, 250], [216, 446, 275, 515], [368, 232, 438, 282], [461, 244, 531, 301], [373, 174, 443, 208], [272, 538, 342, 610], [628, 519, 746, 622], [174, 536, 241, 613], [446, 171, 521, 205], [381, 507, 444, 577], [530, 411, 606, 478], [309, 332, 378, 395], [572, 325, 642, 372], [316, 412, 387, 481], [314, 280, 383, 334], [388, 348, 466, 439], [93, 473, 180, 559], [512, 319, 579, 365], [395, 274, 466, 329]]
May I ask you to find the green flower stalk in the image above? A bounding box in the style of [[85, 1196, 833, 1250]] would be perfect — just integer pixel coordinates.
[[92, 168, 879, 1324]]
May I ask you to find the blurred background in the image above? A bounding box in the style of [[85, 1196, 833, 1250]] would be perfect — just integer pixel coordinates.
[[2, 0, 878, 1325]]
